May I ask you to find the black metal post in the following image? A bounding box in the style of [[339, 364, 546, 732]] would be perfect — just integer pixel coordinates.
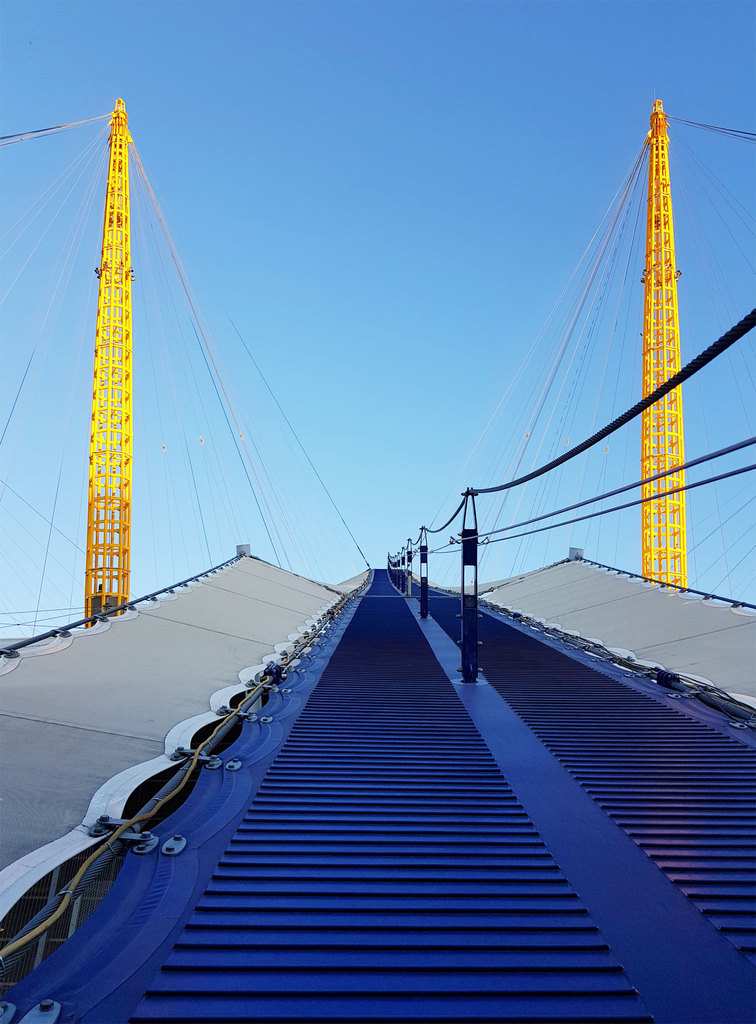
[[420, 534, 428, 618], [406, 541, 413, 597], [460, 493, 478, 682]]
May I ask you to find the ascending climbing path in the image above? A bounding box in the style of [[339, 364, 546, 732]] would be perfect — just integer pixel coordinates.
[[7, 571, 756, 1023], [127, 570, 650, 1023]]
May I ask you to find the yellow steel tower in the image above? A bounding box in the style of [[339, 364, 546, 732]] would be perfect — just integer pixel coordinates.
[[85, 99, 133, 617], [641, 99, 688, 587]]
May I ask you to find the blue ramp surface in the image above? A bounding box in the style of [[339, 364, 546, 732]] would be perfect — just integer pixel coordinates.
[[126, 570, 649, 1023], [9, 570, 755, 1022], [427, 589, 756, 967]]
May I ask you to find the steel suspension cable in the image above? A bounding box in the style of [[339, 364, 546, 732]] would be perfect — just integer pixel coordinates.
[[667, 116, 756, 142], [129, 143, 286, 567], [228, 316, 370, 570], [0, 114, 110, 147]]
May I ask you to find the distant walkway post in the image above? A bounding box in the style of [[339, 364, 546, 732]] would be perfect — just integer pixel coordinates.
[[460, 492, 478, 682], [420, 530, 428, 618]]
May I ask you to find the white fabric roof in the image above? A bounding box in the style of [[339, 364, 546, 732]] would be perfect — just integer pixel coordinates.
[[481, 559, 756, 700], [0, 557, 367, 913]]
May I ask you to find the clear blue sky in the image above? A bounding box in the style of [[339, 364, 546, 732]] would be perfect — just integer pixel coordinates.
[[1, 1, 754, 633]]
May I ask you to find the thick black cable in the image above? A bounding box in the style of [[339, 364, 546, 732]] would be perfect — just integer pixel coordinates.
[[433, 463, 756, 553], [424, 498, 466, 535], [667, 116, 756, 142], [227, 316, 370, 570], [475, 437, 756, 540], [470, 309, 756, 496]]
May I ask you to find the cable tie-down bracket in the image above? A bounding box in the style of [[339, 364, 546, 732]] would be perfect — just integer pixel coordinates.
[[88, 814, 134, 838], [169, 747, 223, 767], [170, 746, 195, 761], [88, 817, 157, 849]]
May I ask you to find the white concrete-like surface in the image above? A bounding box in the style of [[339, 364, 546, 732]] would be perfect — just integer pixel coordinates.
[[0, 558, 367, 899], [480, 560, 756, 698]]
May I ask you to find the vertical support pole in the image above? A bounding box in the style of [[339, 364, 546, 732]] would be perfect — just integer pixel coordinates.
[[420, 532, 428, 619], [406, 540, 413, 597], [400, 548, 406, 593], [460, 493, 478, 682]]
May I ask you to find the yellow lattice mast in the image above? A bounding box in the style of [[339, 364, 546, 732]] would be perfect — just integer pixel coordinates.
[[641, 99, 687, 587], [85, 99, 133, 617]]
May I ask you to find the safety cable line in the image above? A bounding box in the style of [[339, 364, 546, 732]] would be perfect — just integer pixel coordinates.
[[424, 498, 466, 535], [667, 116, 756, 142], [431, 463, 756, 554], [473, 437, 756, 541], [469, 309, 756, 496], [227, 316, 370, 570], [0, 114, 110, 147]]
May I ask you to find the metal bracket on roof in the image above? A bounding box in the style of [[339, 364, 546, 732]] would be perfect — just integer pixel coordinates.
[[0, 648, 20, 659], [131, 832, 160, 855], [225, 758, 243, 771], [215, 705, 233, 716], [170, 746, 195, 761], [161, 834, 187, 857], [17, 1001, 61, 1022], [89, 814, 131, 837], [0, 1002, 16, 1024], [88, 816, 158, 846], [203, 755, 222, 770]]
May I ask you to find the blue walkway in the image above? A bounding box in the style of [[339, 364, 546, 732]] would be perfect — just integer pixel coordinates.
[[7, 570, 756, 1023]]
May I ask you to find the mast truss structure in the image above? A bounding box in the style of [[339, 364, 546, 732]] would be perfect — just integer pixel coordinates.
[[641, 99, 688, 587], [85, 99, 133, 617]]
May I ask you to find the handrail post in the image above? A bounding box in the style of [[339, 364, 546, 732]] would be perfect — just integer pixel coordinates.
[[460, 493, 478, 682], [406, 540, 413, 597], [420, 533, 428, 618]]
